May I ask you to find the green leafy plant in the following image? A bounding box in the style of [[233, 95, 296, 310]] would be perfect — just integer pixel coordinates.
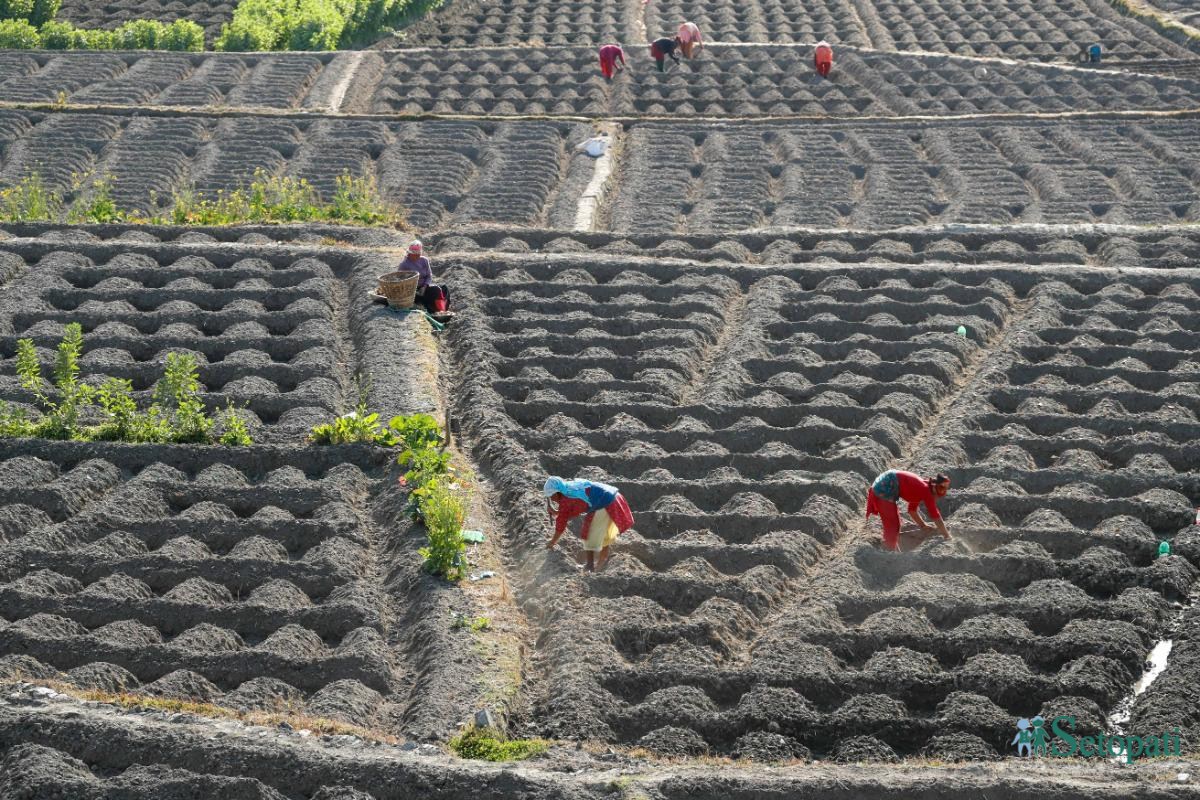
[[0, 401, 35, 438], [219, 403, 253, 446], [92, 377, 138, 441], [15, 323, 93, 440], [389, 412, 441, 453], [308, 402, 395, 445], [449, 726, 548, 762], [154, 352, 212, 443], [418, 478, 467, 581]]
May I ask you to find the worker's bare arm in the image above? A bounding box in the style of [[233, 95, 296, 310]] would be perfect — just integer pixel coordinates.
[[909, 509, 931, 530], [547, 527, 566, 549], [934, 518, 950, 539]]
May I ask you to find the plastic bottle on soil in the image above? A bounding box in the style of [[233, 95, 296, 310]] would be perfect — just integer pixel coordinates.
[[1159, 541, 1171, 558], [956, 325, 968, 338]]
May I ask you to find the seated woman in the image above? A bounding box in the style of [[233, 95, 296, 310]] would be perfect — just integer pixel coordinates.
[[400, 240, 449, 313]]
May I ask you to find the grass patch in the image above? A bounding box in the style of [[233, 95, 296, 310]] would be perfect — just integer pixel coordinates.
[[448, 725, 548, 762]]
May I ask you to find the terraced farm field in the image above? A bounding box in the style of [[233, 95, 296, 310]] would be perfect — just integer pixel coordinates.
[[2, 0, 1200, 796], [56, 0, 236, 42], [5, 49, 1200, 118], [444, 253, 1200, 760]]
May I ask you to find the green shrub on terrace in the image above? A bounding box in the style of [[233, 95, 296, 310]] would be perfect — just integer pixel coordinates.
[[215, 0, 440, 51], [0, 18, 40, 49], [28, 0, 56, 26], [0, 0, 57, 27], [113, 18, 202, 51], [116, 18, 164, 49], [160, 19, 205, 51], [76, 27, 117, 49], [39, 19, 78, 48]]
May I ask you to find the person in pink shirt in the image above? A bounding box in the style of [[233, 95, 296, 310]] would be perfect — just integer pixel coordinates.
[[598, 44, 625, 80], [677, 21, 703, 59], [814, 40, 833, 77]]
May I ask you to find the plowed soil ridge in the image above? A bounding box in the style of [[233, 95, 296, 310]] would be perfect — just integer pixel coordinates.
[[0, 239, 482, 745], [442, 250, 1200, 761]]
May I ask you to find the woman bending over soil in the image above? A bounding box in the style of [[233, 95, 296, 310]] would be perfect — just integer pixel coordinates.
[[544, 477, 634, 571], [865, 470, 952, 551], [649, 36, 682, 72]]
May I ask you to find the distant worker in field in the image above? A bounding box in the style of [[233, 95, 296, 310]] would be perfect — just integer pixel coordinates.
[[677, 21, 703, 59], [814, 40, 833, 77], [865, 470, 952, 551], [599, 44, 626, 80], [650, 35, 682, 72], [401, 240, 449, 314], [544, 477, 634, 572]]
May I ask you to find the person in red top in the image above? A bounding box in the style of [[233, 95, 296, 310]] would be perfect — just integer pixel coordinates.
[[814, 40, 834, 77], [544, 477, 634, 571], [598, 44, 626, 80], [865, 470, 952, 551]]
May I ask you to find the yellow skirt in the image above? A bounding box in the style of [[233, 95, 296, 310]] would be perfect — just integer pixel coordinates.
[[583, 507, 620, 552]]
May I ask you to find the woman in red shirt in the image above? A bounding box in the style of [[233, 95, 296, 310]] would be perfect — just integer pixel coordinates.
[[544, 477, 634, 571], [865, 470, 952, 551]]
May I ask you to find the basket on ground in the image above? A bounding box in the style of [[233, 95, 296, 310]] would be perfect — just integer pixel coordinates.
[[377, 270, 419, 308]]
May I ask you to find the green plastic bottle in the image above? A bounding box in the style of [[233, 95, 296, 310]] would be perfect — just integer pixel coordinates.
[[1159, 541, 1171, 558], [956, 325, 968, 337]]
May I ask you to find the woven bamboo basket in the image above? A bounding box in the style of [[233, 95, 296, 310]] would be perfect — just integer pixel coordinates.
[[377, 270, 419, 308]]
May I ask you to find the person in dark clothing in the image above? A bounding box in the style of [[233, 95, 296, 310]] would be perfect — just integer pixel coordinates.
[[650, 36, 681, 72]]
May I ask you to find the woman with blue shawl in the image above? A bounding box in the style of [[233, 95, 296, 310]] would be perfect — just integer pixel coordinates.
[[544, 476, 634, 572]]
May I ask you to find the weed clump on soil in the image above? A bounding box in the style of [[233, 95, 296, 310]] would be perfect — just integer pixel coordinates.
[[449, 725, 548, 762], [419, 478, 467, 581], [0, 325, 250, 445], [0, 170, 405, 228]]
